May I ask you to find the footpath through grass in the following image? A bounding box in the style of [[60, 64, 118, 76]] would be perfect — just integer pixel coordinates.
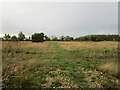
[[49, 42, 88, 87]]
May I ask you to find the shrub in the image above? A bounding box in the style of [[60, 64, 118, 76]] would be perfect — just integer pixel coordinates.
[[32, 33, 44, 42]]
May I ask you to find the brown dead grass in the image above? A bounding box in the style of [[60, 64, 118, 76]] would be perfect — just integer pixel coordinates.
[[98, 62, 118, 76], [57, 41, 118, 51], [2, 41, 51, 53]]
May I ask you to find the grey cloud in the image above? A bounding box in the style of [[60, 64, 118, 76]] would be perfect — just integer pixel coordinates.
[[2, 2, 118, 37]]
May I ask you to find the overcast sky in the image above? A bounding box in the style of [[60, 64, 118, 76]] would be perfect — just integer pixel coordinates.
[[2, 2, 118, 37]]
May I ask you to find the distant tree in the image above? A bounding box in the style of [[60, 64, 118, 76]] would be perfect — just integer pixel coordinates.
[[64, 36, 74, 41], [25, 36, 31, 41], [1, 38, 4, 41], [75, 34, 120, 41], [59, 36, 65, 41], [70, 37, 74, 41], [11, 35, 18, 41], [50, 36, 58, 41], [32, 33, 44, 42], [18, 32, 25, 41], [3, 34, 11, 41], [0, 38, 2, 41], [28, 36, 31, 41], [52, 37, 58, 41], [44, 35, 50, 41]]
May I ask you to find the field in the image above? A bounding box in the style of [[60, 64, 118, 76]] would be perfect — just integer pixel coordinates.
[[2, 41, 120, 88]]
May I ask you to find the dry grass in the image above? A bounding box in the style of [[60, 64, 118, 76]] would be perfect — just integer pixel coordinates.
[[2, 41, 51, 53], [57, 41, 119, 77], [2, 41, 54, 88], [2, 41, 120, 88], [58, 41, 118, 51], [98, 62, 118, 76]]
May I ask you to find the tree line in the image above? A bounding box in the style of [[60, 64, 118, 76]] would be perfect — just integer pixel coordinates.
[[2, 32, 120, 42], [75, 35, 120, 41]]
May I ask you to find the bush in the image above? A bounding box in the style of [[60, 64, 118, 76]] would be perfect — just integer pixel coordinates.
[[32, 33, 44, 42]]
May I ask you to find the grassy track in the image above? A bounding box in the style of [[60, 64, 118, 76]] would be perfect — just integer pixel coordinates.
[[50, 42, 88, 87]]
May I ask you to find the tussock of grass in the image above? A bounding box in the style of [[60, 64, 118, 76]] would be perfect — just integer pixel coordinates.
[[98, 62, 119, 77]]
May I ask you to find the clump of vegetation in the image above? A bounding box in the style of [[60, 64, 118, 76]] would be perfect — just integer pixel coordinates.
[[98, 62, 119, 77], [32, 33, 44, 42]]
